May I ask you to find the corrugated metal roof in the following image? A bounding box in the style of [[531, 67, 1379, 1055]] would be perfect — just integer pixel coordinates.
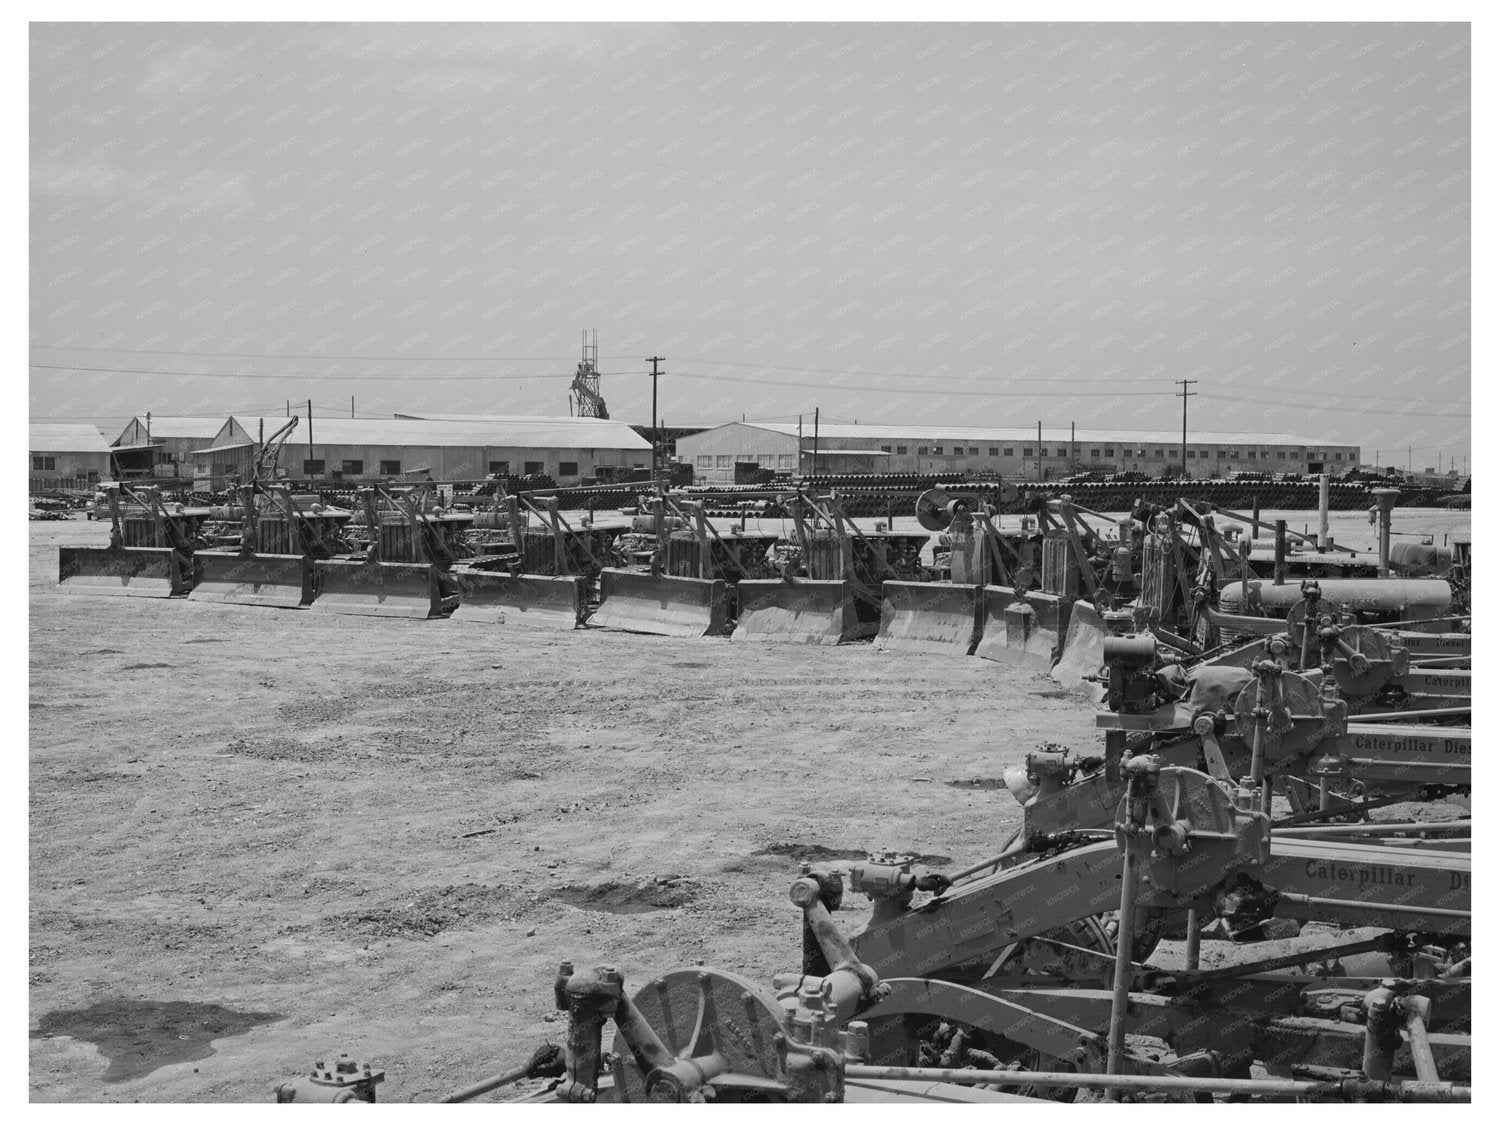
[[29, 423, 110, 453], [119, 416, 227, 439], [395, 412, 583, 423], [237, 415, 651, 451], [731, 422, 1354, 447]]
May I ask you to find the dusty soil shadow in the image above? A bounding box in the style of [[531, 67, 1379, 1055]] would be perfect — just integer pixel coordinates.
[[31, 999, 283, 1083], [752, 842, 953, 865], [551, 880, 697, 914]]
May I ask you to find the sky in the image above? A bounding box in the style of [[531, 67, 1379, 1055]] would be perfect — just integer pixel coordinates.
[[29, 21, 1471, 470]]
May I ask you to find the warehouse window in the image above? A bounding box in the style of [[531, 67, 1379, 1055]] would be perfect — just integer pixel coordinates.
[[1057, 448, 1067, 458], [158, 450, 174, 464], [378, 459, 400, 475], [1003, 448, 1014, 457], [716, 455, 731, 467], [558, 461, 579, 477], [988, 446, 999, 456], [522, 461, 543, 475], [1091, 449, 1101, 458], [968, 446, 979, 456], [1199, 450, 1209, 459], [917, 446, 928, 455], [758, 454, 774, 466], [489, 460, 510, 475], [778, 454, 793, 468], [1187, 450, 1196, 459], [31, 455, 55, 471], [341, 459, 363, 476], [1023, 447, 1033, 457], [1154, 449, 1164, 458], [1105, 446, 1114, 457], [695, 456, 712, 468], [1334, 452, 1343, 461], [881, 445, 892, 453], [896, 445, 908, 455], [1277, 451, 1287, 459], [302, 458, 324, 475], [1218, 450, 1228, 459]]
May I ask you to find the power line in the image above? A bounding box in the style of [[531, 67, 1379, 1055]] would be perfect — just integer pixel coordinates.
[[31, 343, 584, 363], [29, 362, 638, 383], [32, 342, 1467, 407], [661, 369, 1173, 398], [670, 356, 1179, 386], [1199, 391, 1470, 420]]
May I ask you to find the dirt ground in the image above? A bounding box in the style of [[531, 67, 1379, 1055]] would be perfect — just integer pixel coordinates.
[[28, 518, 1099, 1103], [27, 507, 1469, 1103]]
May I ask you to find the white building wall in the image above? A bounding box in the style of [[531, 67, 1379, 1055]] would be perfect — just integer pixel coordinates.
[[676, 423, 1359, 481], [275, 444, 648, 483], [675, 424, 801, 484]]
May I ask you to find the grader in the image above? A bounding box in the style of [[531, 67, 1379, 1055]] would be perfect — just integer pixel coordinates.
[[275, 744, 1469, 1103]]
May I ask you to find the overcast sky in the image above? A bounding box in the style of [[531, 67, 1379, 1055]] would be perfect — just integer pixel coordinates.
[[29, 21, 1470, 469]]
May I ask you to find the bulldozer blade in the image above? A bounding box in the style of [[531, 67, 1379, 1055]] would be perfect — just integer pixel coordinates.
[[309, 558, 439, 618], [733, 578, 875, 644], [587, 569, 728, 637], [449, 571, 582, 628], [1049, 599, 1108, 701], [189, 551, 313, 609], [973, 587, 1070, 671], [58, 545, 185, 597], [874, 580, 983, 656]]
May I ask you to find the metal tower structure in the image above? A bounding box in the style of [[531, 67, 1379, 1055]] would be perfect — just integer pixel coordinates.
[[568, 329, 608, 419]]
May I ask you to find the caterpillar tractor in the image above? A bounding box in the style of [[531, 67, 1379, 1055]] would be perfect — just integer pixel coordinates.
[[589, 488, 779, 637], [873, 485, 1019, 658], [58, 483, 212, 597], [871, 487, 1150, 683], [188, 483, 354, 609], [276, 754, 1469, 1103], [733, 491, 926, 644], [310, 484, 469, 619], [447, 485, 605, 629], [1027, 628, 1469, 838], [1186, 578, 1469, 715]]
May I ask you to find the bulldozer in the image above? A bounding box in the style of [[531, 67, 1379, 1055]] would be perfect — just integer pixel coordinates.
[[310, 484, 469, 619], [188, 482, 354, 608], [58, 482, 211, 597], [734, 491, 926, 644], [446, 484, 612, 629], [588, 488, 778, 637]]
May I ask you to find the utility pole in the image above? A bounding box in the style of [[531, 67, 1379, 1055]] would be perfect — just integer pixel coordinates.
[[308, 399, 314, 481], [1037, 420, 1043, 482], [647, 356, 664, 477], [351, 395, 355, 419], [813, 407, 820, 476], [1071, 420, 1075, 468], [1177, 379, 1198, 477]]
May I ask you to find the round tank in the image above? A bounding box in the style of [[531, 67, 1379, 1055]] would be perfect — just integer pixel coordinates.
[[1219, 578, 1451, 622]]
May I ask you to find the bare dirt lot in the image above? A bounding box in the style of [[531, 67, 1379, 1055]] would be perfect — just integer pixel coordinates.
[[28, 519, 1095, 1103], [27, 508, 1468, 1102]]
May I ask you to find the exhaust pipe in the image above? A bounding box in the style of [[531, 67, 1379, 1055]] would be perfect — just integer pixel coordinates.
[[1371, 488, 1398, 577], [1318, 473, 1330, 550]]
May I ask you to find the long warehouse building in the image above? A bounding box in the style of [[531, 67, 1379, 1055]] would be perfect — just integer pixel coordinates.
[[676, 422, 1362, 484], [187, 414, 652, 490]]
